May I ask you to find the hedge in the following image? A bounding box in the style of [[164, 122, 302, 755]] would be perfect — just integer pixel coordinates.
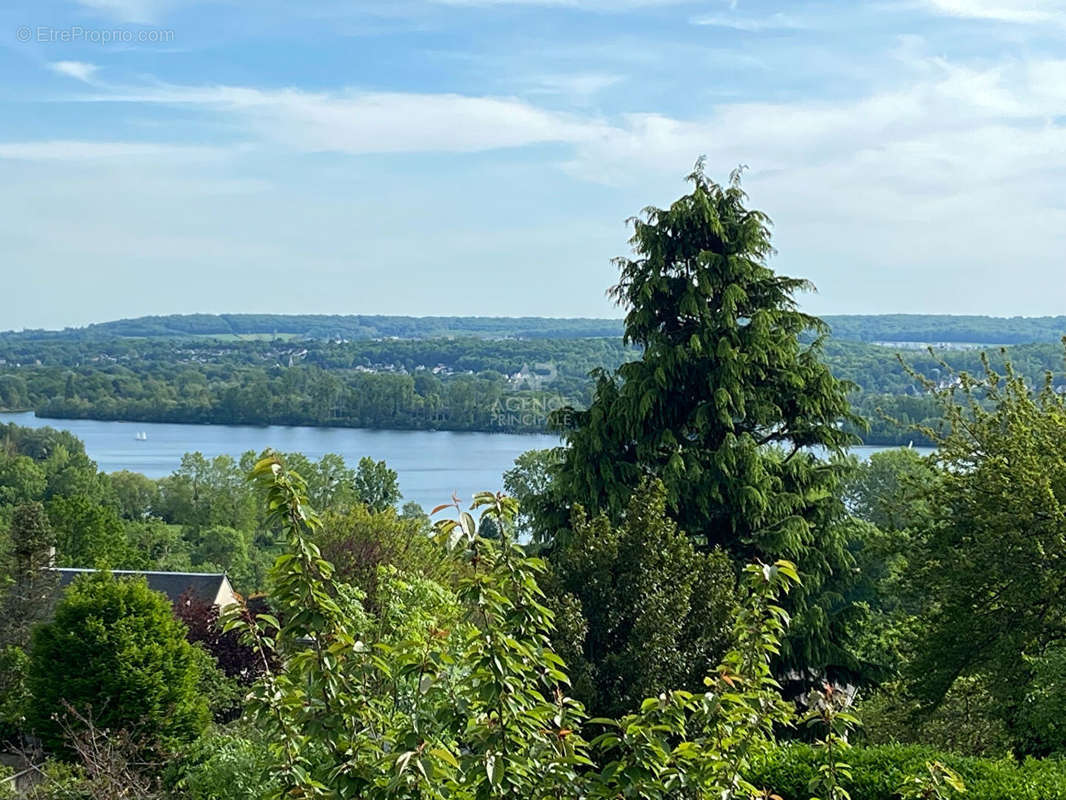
[[748, 744, 1066, 800]]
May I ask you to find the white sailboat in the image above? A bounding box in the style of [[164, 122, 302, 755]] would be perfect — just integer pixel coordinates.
[[135, 431, 148, 441]]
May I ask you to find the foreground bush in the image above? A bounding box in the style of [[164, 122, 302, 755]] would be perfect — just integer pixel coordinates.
[[27, 571, 210, 755], [228, 453, 801, 799], [750, 743, 1066, 800], [166, 725, 278, 800]]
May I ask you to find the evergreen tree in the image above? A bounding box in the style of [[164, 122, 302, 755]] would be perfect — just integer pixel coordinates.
[[550, 162, 861, 673], [1, 503, 57, 646], [0, 503, 57, 737], [546, 480, 736, 717]]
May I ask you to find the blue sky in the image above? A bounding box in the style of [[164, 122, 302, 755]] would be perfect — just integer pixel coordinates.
[[3, 0, 1066, 329]]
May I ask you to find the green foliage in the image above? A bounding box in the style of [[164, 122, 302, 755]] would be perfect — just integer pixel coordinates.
[[13, 760, 90, 800], [549, 163, 862, 678], [352, 456, 401, 512], [315, 501, 449, 611], [838, 452, 935, 679], [745, 744, 1066, 800], [587, 560, 801, 800], [228, 456, 589, 799], [122, 519, 188, 572], [0, 502, 57, 738], [46, 494, 127, 567], [8, 334, 632, 435], [843, 449, 935, 533], [156, 452, 258, 535], [897, 761, 966, 800], [107, 469, 161, 520], [857, 678, 1012, 758], [168, 725, 279, 800], [546, 479, 736, 717], [11, 313, 1066, 445], [503, 448, 564, 543], [0, 455, 47, 505], [227, 453, 810, 800], [0, 503, 57, 645], [1016, 642, 1066, 756], [802, 685, 861, 800], [189, 524, 257, 591], [902, 354, 1066, 739], [27, 572, 210, 755], [0, 644, 30, 739]]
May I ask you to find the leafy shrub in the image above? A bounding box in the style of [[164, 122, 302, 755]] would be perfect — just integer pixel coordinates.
[[546, 479, 737, 718], [166, 725, 278, 800], [16, 760, 91, 800], [315, 501, 451, 611], [856, 679, 1013, 758], [750, 744, 1066, 800], [27, 571, 210, 755], [228, 453, 803, 800]]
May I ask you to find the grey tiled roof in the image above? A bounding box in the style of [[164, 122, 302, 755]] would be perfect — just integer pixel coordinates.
[[55, 568, 228, 605]]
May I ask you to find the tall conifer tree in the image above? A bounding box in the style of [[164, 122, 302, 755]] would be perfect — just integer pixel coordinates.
[[552, 162, 861, 673]]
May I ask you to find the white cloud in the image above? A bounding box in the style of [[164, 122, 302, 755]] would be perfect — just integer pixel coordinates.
[[73, 57, 1066, 173], [690, 11, 808, 31], [90, 85, 614, 153], [14, 48, 1066, 318], [526, 72, 623, 100], [48, 61, 99, 83], [557, 57, 1066, 178], [920, 0, 1066, 23]]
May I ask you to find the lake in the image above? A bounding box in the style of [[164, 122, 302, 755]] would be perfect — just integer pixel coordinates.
[[0, 412, 933, 512], [0, 412, 559, 512]]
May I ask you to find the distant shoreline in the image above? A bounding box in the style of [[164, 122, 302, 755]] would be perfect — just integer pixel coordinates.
[[11, 408, 927, 448]]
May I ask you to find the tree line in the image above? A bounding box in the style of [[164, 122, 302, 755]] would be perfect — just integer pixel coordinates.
[[8, 311, 1066, 346], [3, 333, 1066, 444]]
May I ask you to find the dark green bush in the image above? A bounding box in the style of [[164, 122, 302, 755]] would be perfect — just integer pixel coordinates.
[[749, 744, 1066, 800], [27, 572, 209, 755]]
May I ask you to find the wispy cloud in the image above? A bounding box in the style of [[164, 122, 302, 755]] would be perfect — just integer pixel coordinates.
[[690, 11, 808, 31], [920, 0, 1066, 24], [525, 72, 623, 101], [11, 0, 1066, 322], [63, 55, 1066, 186], [86, 85, 614, 153], [48, 61, 100, 84]]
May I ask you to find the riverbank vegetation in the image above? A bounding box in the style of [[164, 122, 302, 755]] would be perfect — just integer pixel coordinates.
[[5, 166, 1066, 798], [3, 334, 1066, 445]]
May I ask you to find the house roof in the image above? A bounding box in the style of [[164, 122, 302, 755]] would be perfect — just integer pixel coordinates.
[[55, 568, 232, 605]]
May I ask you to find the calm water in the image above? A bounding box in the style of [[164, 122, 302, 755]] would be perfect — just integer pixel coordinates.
[[0, 412, 559, 512], [0, 412, 933, 511]]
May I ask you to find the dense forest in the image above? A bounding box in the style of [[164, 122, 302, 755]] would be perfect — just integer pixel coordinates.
[[7, 311, 1066, 345], [2, 332, 1065, 444]]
